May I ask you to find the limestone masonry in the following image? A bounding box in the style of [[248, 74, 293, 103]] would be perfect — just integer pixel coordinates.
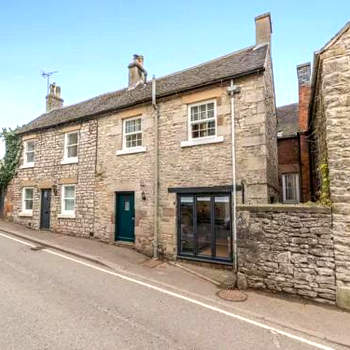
[[2, 14, 350, 310]]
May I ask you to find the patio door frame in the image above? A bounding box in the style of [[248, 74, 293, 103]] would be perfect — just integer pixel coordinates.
[[176, 192, 233, 264]]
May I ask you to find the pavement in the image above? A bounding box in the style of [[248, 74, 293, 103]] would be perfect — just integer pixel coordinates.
[[1, 219, 350, 349]]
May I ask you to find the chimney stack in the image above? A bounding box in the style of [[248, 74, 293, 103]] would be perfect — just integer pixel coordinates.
[[255, 13, 272, 45], [297, 62, 312, 202], [297, 63, 311, 131], [128, 54, 147, 89], [46, 83, 63, 112]]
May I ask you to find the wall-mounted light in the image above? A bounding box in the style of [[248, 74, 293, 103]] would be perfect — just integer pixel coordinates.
[[141, 191, 146, 201], [52, 184, 58, 196]]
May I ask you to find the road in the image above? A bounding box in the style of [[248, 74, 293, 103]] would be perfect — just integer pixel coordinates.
[[0, 231, 342, 350]]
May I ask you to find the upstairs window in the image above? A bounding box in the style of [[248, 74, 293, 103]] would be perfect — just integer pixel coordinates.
[[22, 187, 34, 215], [61, 185, 76, 216], [23, 140, 35, 167], [123, 117, 142, 149], [282, 173, 300, 203], [189, 101, 216, 140], [63, 131, 78, 163]]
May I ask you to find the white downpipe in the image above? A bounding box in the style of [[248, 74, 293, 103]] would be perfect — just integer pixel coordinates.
[[228, 80, 240, 272]]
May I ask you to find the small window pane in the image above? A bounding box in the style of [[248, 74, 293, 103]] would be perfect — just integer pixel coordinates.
[[26, 151, 34, 163], [65, 186, 75, 198], [65, 199, 75, 211], [26, 141, 34, 152], [25, 188, 33, 200], [68, 145, 78, 158], [67, 133, 78, 145], [283, 174, 299, 202]]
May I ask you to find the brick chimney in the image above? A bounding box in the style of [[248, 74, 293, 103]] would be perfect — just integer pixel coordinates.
[[255, 13, 272, 45], [297, 63, 311, 131], [297, 62, 312, 202], [46, 83, 63, 112], [128, 54, 147, 89]]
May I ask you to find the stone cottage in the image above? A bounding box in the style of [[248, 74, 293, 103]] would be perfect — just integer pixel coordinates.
[[309, 21, 350, 309], [276, 63, 311, 203], [5, 13, 278, 266]]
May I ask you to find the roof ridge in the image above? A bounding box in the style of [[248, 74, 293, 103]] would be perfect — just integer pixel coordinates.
[[155, 45, 256, 81], [36, 45, 259, 119]]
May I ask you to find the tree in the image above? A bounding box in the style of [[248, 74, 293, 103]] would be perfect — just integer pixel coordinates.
[[0, 128, 21, 191]]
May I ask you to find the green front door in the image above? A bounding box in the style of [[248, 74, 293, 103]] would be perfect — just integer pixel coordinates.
[[116, 192, 135, 242]]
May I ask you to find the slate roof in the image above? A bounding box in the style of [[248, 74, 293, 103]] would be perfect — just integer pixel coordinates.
[[276, 103, 299, 138], [18, 44, 268, 134]]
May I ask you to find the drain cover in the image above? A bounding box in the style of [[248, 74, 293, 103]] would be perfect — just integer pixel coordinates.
[[217, 289, 248, 302]]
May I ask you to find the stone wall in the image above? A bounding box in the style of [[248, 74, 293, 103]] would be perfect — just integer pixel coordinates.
[[237, 205, 336, 304], [311, 25, 350, 308], [262, 49, 279, 201], [158, 71, 277, 257], [5, 121, 97, 236], [94, 105, 155, 256]]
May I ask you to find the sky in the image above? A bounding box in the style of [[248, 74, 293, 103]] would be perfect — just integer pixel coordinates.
[[0, 0, 349, 157]]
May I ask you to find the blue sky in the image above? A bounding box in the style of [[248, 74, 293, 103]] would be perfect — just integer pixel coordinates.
[[0, 0, 349, 155]]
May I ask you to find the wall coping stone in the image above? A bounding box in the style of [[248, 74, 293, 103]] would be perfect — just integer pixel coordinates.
[[237, 204, 331, 214]]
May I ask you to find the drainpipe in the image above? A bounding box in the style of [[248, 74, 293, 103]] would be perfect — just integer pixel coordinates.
[[227, 80, 241, 272], [152, 75, 159, 259]]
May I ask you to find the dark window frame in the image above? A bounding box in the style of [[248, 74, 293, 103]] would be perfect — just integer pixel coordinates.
[[176, 192, 233, 264]]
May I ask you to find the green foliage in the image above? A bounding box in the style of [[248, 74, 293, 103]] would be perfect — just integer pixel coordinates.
[[0, 128, 21, 190], [319, 159, 332, 207]]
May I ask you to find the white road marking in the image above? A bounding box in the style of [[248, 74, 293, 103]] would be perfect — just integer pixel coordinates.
[[0, 232, 36, 248], [0, 231, 334, 350]]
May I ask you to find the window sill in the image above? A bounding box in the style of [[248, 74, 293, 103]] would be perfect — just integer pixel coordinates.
[[58, 213, 76, 219], [180, 136, 224, 148], [19, 211, 33, 217], [61, 158, 78, 165], [116, 146, 146, 156], [20, 163, 34, 169]]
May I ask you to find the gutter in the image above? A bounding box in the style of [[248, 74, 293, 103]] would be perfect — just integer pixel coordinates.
[[17, 67, 265, 136]]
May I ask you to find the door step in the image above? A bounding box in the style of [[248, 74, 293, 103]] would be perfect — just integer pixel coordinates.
[[115, 241, 134, 248]]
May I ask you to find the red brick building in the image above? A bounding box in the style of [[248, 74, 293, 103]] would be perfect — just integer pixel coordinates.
[[277, 63, 311, 203]]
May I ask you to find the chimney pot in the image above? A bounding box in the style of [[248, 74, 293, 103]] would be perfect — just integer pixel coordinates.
[[128, 54, 147, 89], [46, 83, 63, 112], [297, 63, 311, 85], [255, 13, 272, 45]]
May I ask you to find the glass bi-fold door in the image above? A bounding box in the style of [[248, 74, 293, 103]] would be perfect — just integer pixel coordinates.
[[178, 194, 232, 262]]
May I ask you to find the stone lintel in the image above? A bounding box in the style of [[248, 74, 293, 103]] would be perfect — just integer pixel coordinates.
[[59, 177, 78, 184], [181, 87, 224, 105], [22, 134, 38, 141], [38, 181, 54, 189], [21, 181, 36, 187], [59, 124, 81, 134]]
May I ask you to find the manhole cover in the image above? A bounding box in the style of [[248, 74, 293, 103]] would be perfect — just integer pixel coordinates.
[[216, 289, 248, 302]]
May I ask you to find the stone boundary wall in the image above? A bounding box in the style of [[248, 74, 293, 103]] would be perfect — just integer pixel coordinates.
[[237, 205, 335, 304]]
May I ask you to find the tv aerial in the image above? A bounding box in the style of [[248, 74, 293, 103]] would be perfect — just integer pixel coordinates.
[[41, 70, 58, 94]]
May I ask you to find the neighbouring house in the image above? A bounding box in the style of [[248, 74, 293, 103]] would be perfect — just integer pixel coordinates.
[[4, 13, 278, 265], [309, 21, 350, 310], [276, 63, 311, 203]]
